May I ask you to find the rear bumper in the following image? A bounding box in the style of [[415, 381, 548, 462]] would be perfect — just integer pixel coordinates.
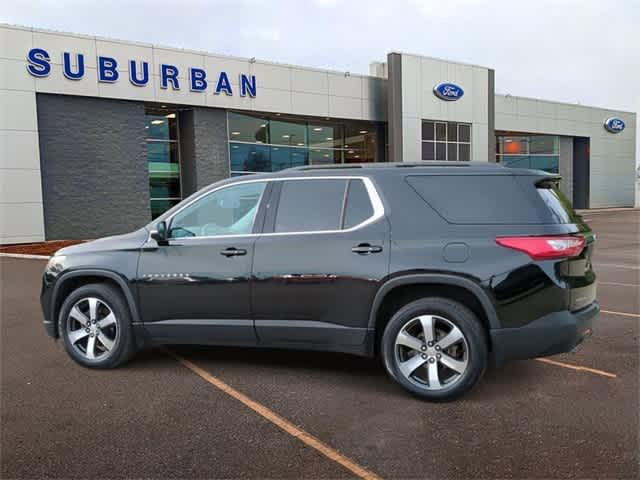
[[490, 301, 599, 365]]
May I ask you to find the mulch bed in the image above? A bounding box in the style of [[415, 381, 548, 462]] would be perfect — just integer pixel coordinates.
[[0, 240, 88, 257]]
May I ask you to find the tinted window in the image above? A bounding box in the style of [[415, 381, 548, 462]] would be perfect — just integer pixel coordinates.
[[275, 179, 347, 232], [169, 182, 266, 237], [343, 180, 374, 229], [537, 183, 578, 224], [406, 175, 570, 224]]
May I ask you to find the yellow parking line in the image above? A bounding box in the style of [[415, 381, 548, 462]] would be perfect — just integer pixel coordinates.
[[168, 350, 382, 480], [601, 309, 640, 318], [534, 358, 617, 378]]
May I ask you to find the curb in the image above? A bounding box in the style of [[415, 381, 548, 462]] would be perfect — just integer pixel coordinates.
[[0, 253, 51, 260], [577, 208, 640, 214]]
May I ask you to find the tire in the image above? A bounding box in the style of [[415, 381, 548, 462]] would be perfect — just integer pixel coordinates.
[[58, 283, 135, 368], [381, 297, 488, 401]]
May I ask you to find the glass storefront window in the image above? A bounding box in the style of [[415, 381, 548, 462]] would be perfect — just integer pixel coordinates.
[[228, 112, 269, 143], [150, 199, 180, 219], [228, 112, 382, 175], [421, 120, 472, 161], [145, 113, 178, 140], [309, 148, 340, 165], [270, 120, 307, 147], [146, 109, 181, 219], [530, 155, 559, 173], [230, 143, 271, 172], [272, 146, 308, 170], [146, 142, 179, 164], [496, 134, 560, 174], [498, 136, 528, 155], [499, 155, 530, 168], [308, 124, 344, 149], [530, 135, 559, 154]]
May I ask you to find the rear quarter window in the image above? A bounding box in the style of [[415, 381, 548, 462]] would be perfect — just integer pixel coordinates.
[[536, 182, 580, 224], [343, 179, 374, 229], [406, 174, 574, 225]]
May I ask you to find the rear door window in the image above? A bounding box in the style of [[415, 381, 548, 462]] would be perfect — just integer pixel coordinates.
[[274, 179, 347, 232]]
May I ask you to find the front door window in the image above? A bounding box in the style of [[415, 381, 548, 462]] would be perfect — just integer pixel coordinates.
[[169, 182, 266, 238]]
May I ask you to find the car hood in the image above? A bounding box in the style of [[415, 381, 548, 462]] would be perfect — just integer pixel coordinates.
[[55, 228, 150, 256]]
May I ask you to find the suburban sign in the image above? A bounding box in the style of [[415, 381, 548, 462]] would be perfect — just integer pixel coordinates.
[[603, 117, 625, 134], [25, 48, 257, 97], [433, 82, 464, 101]]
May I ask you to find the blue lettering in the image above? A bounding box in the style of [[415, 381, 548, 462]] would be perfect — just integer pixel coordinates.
[[240, 74, 256, 97], [98, 56, 119, 82], [129, 60, 149, 86], [190, 68, 207, 91], [160, 64, 180, 90], [26, 48, 51, 77], [62, 52, 85, 80], [215, 71, 233, 95]]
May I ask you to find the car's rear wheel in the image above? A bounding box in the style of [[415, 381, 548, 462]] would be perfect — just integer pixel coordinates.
[[58, 284, 135, 368], [381, 297, 488, 401]]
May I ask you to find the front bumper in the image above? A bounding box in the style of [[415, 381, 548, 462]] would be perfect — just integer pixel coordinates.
[[490, 301, 599, 365], [43, 319, 56, 337], [41, 273, 57, 338]]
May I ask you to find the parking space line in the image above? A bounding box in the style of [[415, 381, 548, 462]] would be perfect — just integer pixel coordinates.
[[168, 350, 382, 480], [601, 309, 640, 318], [599, 281, 640, 288], [595, 263, 640, 270], [534, 358, 617, 378]]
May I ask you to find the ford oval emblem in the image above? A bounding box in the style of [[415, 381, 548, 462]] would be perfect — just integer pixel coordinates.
[[433, 82, 464, 101], [604, 117, 625, 133]]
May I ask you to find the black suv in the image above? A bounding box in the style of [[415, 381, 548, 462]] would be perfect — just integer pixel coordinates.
[[41, 162, 598, 400]]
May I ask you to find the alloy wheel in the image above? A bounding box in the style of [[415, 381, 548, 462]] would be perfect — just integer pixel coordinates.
[[66, 297, 119, 361], [394, 314, 469, 390]]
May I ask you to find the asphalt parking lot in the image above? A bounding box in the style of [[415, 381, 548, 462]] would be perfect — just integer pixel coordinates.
[[1, 210, 638, 479]]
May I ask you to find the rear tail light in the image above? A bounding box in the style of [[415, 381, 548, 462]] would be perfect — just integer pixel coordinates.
[[496, 235, 585, 260]]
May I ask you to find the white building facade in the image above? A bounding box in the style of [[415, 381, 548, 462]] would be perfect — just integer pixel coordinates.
[[0, 24, 636, 243]]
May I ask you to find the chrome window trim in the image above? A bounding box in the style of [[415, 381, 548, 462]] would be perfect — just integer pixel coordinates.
[[153, 176, 384, 242]]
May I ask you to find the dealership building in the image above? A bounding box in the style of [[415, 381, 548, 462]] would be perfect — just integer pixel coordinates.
[[0, 23, 637, 244]]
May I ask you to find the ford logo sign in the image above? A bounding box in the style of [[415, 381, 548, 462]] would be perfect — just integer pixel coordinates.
[[604, 117, 625, 133], [433, 82, 464, 101]]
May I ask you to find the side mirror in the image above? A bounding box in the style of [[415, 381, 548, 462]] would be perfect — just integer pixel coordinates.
[[150, 221, 168, 245]]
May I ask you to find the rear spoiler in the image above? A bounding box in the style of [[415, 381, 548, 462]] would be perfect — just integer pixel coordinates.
[[535, 174, 562, 188]]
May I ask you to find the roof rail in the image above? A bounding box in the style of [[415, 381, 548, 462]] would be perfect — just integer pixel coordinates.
[[288, 164, 363, 171], [286, 161, 501, 171]]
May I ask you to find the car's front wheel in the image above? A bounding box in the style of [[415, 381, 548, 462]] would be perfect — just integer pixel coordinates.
[[58, 283, 135, 368], [381, 297, 488, 401]]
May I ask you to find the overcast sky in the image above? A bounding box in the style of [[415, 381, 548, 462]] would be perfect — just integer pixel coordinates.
[[3, 0, 638, 163]]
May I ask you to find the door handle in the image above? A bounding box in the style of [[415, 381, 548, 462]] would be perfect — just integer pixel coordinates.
[[352, 243, 383, 255], [220, 247, 247, 257]]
